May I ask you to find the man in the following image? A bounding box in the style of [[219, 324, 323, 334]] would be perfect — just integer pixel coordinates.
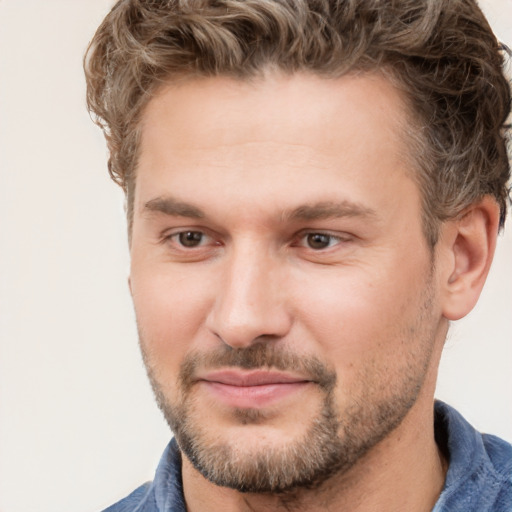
[[84, 0, 512, 510]]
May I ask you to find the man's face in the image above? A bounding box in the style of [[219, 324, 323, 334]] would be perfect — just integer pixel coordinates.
[[130, 72, 446, 492]]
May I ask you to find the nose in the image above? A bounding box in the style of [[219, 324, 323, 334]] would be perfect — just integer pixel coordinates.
[[205, 243, 292, 349]]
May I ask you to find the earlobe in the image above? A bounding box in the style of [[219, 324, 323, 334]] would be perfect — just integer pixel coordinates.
[[441, 196, 500, 321]]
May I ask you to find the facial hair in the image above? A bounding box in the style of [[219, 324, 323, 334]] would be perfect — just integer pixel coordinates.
[[139, 274, 438, 495]]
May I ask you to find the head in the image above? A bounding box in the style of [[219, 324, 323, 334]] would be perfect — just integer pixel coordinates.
[[84, 0, 511, 497]]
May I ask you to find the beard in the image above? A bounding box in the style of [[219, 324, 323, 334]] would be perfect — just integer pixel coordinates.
[[139, 271, 438, 495], [142, 339, 435, 494]]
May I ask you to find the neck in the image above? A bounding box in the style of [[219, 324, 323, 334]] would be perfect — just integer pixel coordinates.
[[181, 396, 447, 512]]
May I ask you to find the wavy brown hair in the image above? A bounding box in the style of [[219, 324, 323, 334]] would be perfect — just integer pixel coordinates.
[[84, 0, 511, 245]]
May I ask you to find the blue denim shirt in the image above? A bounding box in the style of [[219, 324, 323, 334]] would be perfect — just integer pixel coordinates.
[[104, 401, 512, 511]]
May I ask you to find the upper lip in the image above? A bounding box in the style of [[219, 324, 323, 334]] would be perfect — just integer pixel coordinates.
[[198, 370, 311, 387]]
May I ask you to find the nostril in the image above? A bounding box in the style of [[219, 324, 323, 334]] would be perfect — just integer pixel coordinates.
[[205, 298, 292, 350]]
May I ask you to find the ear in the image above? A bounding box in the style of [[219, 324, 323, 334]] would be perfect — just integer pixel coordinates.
[[439, 196, 500, 321]]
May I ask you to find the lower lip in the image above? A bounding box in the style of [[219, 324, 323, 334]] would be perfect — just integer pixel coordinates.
[[201, 381, 310, 408]]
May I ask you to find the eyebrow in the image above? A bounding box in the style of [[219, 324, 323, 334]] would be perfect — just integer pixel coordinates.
[[285, 201, 377, 221], [143, 196, 205, 219], [143, 196, 377, 222]]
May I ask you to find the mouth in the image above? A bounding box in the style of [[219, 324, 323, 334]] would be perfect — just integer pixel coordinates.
[[196, 370, 312, 409]]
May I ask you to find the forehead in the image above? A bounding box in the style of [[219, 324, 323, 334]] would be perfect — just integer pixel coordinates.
[[135, 72, 418, 222], [140, 71, 411, 153]]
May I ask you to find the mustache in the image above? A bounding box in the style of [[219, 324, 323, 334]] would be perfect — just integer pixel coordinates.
[[179, 343, 337, 392]]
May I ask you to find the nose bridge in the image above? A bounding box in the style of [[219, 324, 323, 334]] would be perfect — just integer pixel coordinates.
[[207, 239, 290, 348]]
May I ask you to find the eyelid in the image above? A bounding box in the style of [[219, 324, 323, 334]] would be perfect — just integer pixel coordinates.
[[294, 230, 352, 249], [161, 227, 216, 248], [158, 226, 352, 252]]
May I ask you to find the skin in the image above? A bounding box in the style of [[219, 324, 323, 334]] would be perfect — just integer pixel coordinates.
[[129, 72, 499, 511]]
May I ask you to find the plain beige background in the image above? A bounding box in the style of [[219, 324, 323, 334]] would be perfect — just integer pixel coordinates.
[[0, 1, 511, 511]]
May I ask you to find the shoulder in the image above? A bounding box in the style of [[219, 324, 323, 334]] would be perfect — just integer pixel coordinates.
[[464, 432, 512, 511], [481, 433, 512, 501], [434, 401, 512, 512], [481, 432, 512, 472], [102, 482, 155, 512], [101, 439, 186, 512]]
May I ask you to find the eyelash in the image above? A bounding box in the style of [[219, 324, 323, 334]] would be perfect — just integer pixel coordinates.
[[164, 230, 215, 249], [295, 232, 347, 250], [162, 229, 350, 252]]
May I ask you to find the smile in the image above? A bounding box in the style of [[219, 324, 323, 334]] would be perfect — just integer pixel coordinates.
[[197, 370, 312, 408]]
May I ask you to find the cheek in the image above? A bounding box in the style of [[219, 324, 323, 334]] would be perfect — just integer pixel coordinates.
[[291, 265, 427, 364], [292, 270, 435, 413], [130, 265, 213, 364]]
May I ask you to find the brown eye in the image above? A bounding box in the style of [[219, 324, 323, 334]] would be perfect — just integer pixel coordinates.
[[306, 233, 333, 250], [178, 231, 204, 247]]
